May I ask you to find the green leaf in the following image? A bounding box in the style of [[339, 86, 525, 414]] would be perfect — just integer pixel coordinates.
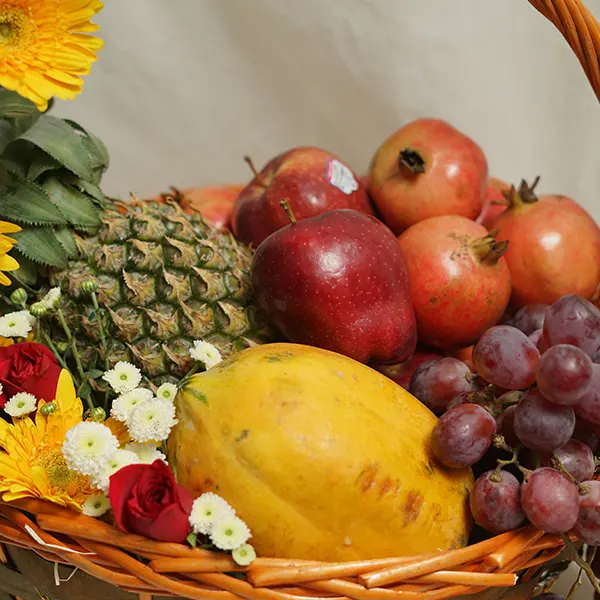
[[54, 226, 79, 259], [2, 140, 33, 178], [186, 532, 198, 548], [15, 115, 94, 180], [87, 369, 104, 380], [28, 147, 61, 181], [42, 175, 102, 228], [62, 173, 105, 203], [0, 166, 68, 226], [64, 119, 109, 170], [8, 250, 41, 287], [0, 90, 39, 120], [13, 226, 69, 268]]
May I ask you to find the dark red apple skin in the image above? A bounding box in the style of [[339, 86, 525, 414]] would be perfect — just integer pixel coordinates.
[[250, 209, 417, 365], [232, 147, 374, 247]]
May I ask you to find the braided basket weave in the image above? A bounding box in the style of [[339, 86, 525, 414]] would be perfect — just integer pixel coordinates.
[[1, 1, 599, 599]]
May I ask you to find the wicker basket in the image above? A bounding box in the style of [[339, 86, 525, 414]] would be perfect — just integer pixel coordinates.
[[1, 1, 600, 599]]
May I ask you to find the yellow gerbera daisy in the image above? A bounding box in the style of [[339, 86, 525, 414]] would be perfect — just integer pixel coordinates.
[[0, 369, 95, 510], [0, 0, 104, 111], [0, 220, 21, 286]]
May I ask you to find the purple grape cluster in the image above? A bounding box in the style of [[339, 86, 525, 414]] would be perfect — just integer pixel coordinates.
[[413, 294, 600, 541]]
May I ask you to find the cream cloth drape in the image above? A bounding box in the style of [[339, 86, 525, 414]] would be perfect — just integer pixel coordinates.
[[53, 0, 600, 221]]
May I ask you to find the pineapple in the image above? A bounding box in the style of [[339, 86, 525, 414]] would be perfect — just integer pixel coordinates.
[[0, 90, 274, 387]]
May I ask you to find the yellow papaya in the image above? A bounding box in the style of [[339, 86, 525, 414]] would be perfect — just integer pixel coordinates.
[[168, 343, 474, 561]]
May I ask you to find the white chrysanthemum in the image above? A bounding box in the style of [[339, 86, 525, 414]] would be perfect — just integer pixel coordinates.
[[62, 422, 119, 479], [124, 442, 167, 464], [110, 388, 154, 423], [82, 494, 111, 517], [189, 340, 222, 369], [0, 383, 4, 396], [156, 382, 178, 402], [209, 514, 251, 551], [127, 397, 177, 443], [232, 543, 256, 566], [93, 449, 141, 492], [40, 287, 62, 310], [189, 492, 236, 535], [0, 310, 35, 338], [102, 361, 142, 394], [4, 392, 37, 417]]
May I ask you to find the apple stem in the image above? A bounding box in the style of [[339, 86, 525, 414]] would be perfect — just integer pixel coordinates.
[[471, 234, 509, 265], [398, 148, 426, 175], [243, 155, 264, 183], [279, 199, 296, 224]]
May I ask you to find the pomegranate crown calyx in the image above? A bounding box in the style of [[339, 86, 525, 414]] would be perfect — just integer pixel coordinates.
[[398, 148, 426, 175], [502, 176, 541, 208], [470, 230, 509, 265]]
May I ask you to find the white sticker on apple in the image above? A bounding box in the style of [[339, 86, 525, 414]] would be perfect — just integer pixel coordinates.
[[325, 159, 359, 195]]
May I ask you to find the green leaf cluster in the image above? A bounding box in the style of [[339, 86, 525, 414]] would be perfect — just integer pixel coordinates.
[[0, 90, 109, 284]]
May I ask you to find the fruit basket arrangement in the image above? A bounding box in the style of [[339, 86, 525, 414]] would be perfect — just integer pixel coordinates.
[[1, 1, 600, 600]]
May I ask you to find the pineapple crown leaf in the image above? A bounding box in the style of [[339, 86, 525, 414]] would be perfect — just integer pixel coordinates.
[[13, 226, 69, 269], [42, 175, 103, 229], [0, 90, 109, 277], [0, 165, 68, 226], [11, 115, 96, 181], [0, 89, 43, 121]]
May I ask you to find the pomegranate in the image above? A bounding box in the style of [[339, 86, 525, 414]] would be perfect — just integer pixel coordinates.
[[367, 118, 488, 234], [492, 177, 600, 308], [152, 184, 243, 229], [398, 215, 512, 350], [476, 177, 509, 230], [375, 346, 444, 389]]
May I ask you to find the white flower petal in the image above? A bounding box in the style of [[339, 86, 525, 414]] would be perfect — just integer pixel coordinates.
[[92, 448, 141, 492], [209, 514, 251, 551], [124, 442, 167, 464], [102, 361, 142, 394], [110, 388, 154, 422], [232, 543, 256, 566], [189, 492, 236, 535], [4, 392, 37, 417], [82, 494, 111, 517], [189, 340, 222, 369], [0, 310, 35, 338], [156, 382, 178, 402], [127, 397, 177, 443], [62, 422, 119, 479], [41, 287, 62, 310]]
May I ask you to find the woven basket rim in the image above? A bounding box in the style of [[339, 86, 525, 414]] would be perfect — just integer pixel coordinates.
[[2, 0, 600, 598]]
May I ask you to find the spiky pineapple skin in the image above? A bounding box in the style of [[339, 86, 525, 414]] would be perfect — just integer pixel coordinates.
[[49, 199, 275, 385]]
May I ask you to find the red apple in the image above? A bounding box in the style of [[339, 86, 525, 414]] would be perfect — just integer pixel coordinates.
[[476, 177, 510, 230], [250, 207, 417, 365], [368, 118, 488, 234], [232, 147, 374, 247], [152, 184, 243, 229]]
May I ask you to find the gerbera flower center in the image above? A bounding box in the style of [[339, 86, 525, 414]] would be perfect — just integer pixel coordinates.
[[0, 7, 34, 50], [33, 445, 80, 489]]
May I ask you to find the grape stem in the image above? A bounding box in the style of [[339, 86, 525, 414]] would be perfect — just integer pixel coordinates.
[[561, 535, 600, 595], [551, 453, 589, 494], [492, 437, 530, 478]]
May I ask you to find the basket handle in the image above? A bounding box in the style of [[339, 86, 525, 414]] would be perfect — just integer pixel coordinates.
[[527, 0, 600, 101]]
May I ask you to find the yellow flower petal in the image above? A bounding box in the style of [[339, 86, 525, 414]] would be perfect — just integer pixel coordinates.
[[0, 222, 21, 234], [0, 1, 103, 109], [0, 254, 20, 272]]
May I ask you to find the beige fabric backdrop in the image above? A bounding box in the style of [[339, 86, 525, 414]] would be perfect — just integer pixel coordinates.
[[53, 2, 600, 596], [53, 0, 600, 221]]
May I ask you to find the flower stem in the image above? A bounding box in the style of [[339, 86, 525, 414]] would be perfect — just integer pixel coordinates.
[[56, 308, 86, 382], [90, 292, 111, 409], [561, 535, 600, 595], [41, 331, 72, 374]]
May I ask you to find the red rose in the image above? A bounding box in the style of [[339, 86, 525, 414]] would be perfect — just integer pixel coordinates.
[[0, 342, 61, 408], [109, 460, 194, 543]]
